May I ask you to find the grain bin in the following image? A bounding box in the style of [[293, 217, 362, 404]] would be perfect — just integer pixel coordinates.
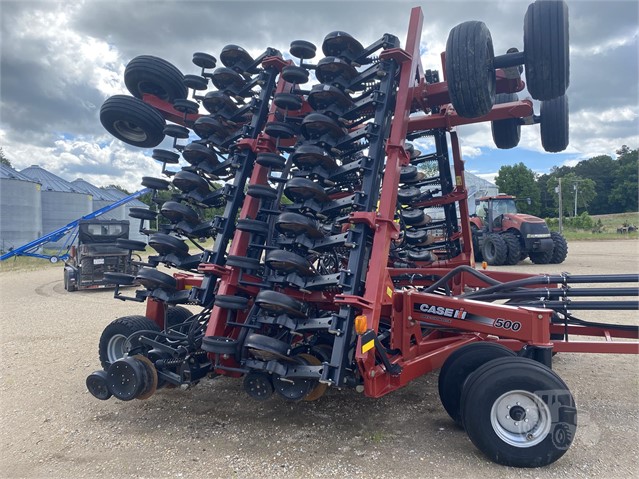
[[20, 166, 92, 248], [71, 179, 124, 221], [0, 163, 43, 253], [103, 187, 149, 243]]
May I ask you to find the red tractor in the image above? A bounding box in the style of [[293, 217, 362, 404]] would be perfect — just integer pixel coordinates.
[[471, 194, 568, 265]]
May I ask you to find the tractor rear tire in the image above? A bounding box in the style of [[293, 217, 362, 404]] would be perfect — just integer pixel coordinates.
[[540, 94, 569, 152], [549, 232, 568, 264], [524, 0, 570, 101], [482, 233, 508, 266], [529, 248, 553, 264], [438, 342, 516, 427], [502, 233, 522, 265], [99, 316, 161, 369], [124, 55, 188, 102], [446, 21, 495, 118], [471, 225, 483, 262], [100, 95, 166, 148], [491, 93, 521, 149], [460, 357, 576, 467]]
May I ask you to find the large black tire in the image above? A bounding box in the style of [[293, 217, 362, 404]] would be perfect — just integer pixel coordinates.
[[540, 94, 569, 152], [529, 248, 553, 264], [461, 357, 576, 467], [482, 233, 508, 265], [100, 95, 166, 148], [98, 315, 161, 369], [470, 225, 483, 262], [491, 93, 521, 149], [445, 21, 495, 118], [438, 342, 516, 426], [124, 55, 187, 102], [166, 306, 193, 328], [524, 0, 570, 101], [502, 232, 522, 265], [549, 232, 568, 264]]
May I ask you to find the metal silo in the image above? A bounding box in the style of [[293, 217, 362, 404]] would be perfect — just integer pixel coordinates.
[[104, 187, 149, 243], [0, 163, 43, 253], [20, 166, 92, 248], [71, 179, 124, 221]]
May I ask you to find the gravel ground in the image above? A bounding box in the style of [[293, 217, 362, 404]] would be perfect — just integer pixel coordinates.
[[0, 240, 637, 479]]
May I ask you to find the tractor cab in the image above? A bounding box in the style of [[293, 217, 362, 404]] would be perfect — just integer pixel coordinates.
[[475, 195, 519, 230]]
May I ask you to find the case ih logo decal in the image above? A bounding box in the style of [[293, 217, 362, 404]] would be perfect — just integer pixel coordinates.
[[415, 303, 467, 319]]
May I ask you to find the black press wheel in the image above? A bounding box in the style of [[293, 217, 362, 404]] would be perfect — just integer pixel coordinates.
[[141, 176, 171, 191], [100, 95, 166, 148], [265, 249, 315, 277], [460, 357, 577, 467], [148, 233, 189, 257], [524, 0, 570, 101], [136, 267, 178, 291], [284, 177, 329, 203], [540, 94, 569, 152], [116, 239, 147, 251], [502, 232, 522, 265], [445, 21, 496, 118], [481, 233, 508, 266], [128, 208, 158, 221], [98, 315, 161, 369], [549, 232, 568, 264], [438, 342, 516, 426], [255, 290, 307, 318], [124, 55, 187, 102], [491, 93, 521, 149]]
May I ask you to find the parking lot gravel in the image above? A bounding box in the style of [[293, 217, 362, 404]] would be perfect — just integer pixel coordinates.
[[0, 240, 637, 478]]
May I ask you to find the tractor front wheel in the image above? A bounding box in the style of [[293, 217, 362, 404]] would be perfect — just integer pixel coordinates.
[[502, 232, 522, 265], [482, 233, 508, 265], [549, 232, 568, 263], [461, 357, 577, 467]]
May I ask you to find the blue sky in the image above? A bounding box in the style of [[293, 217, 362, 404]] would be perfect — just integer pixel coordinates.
[[1, 0, 637, 191]]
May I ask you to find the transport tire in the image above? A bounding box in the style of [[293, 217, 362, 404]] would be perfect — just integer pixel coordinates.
[[438, 342, 516, 426], [124, 55, 187, 102], [446, 21, 495, 118], [460, 357, 577, 467], [100, 95, 166, 148], [540, 94, 569, 152], [524, 0, 570, 100], [99, 315, 161, 369], [491, 93, 521, 149]]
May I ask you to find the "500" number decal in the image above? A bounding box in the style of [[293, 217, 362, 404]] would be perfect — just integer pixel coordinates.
[[493, 318, 522, 331]]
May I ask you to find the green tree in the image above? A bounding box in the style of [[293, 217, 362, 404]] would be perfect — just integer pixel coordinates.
[[104, 184, 131, 195], [608, 146, 638, 212], [0, 147, 11, 167], [494, 162, 540, 215], [546, 173, 597, 217], [573, 154, 616, 214]]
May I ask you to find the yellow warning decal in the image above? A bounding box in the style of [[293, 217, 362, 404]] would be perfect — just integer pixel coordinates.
[[386, 286, 393, 298], [362, 339, 375, 354], [455, 175, 462, 186], [183, 285, 193, 290]]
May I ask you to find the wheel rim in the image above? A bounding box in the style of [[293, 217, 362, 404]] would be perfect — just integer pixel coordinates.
[[113, 120, 148, 142], [107, 333, 128, 363], [489, 389, 552, 447]]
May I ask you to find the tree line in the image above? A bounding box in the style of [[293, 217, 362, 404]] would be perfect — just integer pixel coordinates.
[[494, 146, 638, 218]]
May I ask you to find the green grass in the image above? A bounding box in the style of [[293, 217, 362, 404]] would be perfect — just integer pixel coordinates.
[[559, 212, 639, 241], [0, 252, 62, 273]]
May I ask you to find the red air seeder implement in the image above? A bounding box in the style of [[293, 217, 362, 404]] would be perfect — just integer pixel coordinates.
[[90, 2, 638, 467]]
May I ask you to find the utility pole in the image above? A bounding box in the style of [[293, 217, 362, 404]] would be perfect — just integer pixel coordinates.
[[557, 178, 563, 233], [574, 182, 578, 217]]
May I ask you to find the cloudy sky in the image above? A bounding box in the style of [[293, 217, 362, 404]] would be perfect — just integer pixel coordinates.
[[1, 0, 637, 191]]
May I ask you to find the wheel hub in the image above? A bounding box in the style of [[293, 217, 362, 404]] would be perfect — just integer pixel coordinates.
[[490, 390, 552, 447]]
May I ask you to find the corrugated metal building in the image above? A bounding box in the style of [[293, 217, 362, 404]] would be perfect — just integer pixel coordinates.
[[20, 165, 92, 247], [0, 163, 43, 252]]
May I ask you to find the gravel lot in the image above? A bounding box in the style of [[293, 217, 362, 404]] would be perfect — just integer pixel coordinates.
[[1, 240, 637, 479]]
